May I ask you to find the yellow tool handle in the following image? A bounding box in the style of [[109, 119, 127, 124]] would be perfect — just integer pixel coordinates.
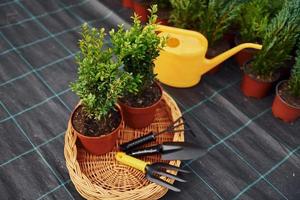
[[115, 152, 149, 173]]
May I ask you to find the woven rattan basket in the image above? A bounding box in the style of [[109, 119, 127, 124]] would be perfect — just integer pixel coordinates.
[[64, 92, 184, 200]]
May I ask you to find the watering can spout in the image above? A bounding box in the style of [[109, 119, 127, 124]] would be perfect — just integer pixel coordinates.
[[203, 43, 262, 73]]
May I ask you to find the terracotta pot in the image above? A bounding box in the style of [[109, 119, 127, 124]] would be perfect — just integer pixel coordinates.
[[133, 1, 149, 22], [272, 81, 300, 122], [241, 63, 279, 99], [71, 105, 122, 155], [119, 82, 163, 129], [235, 49, 256, 68], [122, 0, 133, 8], [241, 73, 275, 99]]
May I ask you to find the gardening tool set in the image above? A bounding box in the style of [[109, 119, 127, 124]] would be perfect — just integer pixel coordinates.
[[116, 116, 204, 192]]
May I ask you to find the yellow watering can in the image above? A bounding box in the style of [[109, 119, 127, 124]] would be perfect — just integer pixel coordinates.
[[154, 25, 262, 88]]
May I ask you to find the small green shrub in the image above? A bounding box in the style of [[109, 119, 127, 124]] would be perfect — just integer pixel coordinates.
[[170, 0, 242, 46], [71, 23, 136, 120], [288, 47, 300, 97], [248, 0, 300, 79], [110, 5, 165, 94], [238, 0, 283, 42], [169, 0, 204, 30]]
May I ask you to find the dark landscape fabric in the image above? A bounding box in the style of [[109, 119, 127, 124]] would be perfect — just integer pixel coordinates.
[[0, 0, 299, 199]]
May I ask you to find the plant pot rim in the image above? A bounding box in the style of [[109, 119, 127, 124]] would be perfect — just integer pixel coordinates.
[[243, 61, 280, 83], [71, 104, 123, 139], [276, 80, 300, 110], [119, 81, 163, 110]]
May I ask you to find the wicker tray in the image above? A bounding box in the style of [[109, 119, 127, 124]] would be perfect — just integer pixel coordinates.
[[64, 92, 184, 200]]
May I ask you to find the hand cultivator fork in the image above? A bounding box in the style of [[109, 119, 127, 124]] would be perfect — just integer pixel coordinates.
[[115, 152, 189, 192]]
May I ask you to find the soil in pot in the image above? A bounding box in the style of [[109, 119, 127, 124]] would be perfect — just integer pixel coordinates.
[[120, 82, 162, 128], [206, 40, 230, 74], [272, 81, 300, 122], [241, 63, 280, 99], [120, 82, 162, 107], [277, 81, 300, 107], [71, 105, 122, 155], [72, 106, 121, 136]]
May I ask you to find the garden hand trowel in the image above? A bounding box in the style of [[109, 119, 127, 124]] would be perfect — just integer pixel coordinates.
[[126, 142, 205, 160]]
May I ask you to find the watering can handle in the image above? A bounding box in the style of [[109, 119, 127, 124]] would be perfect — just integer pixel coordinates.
[[115, 152, 149, 173], [156, 25, 205, 40]]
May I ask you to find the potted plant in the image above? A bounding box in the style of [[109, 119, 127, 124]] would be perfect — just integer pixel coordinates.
[[241, 0, 300, 99], [70, 23, 136, 155], [272, 46, 300, 122], [235, 0, 283, 67], [169, 0, 242, 73], [169, 0, 201, 30], [110, 5, 166, 129]]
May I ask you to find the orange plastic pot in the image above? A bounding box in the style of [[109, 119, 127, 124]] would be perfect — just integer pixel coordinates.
[[119, 83, 163, 129], [71, 105, 122, 155], [122, 0, 133, 8], [241, 72, 275, 99], [133, 1, 148, 22], [272, 81, 300, 122]]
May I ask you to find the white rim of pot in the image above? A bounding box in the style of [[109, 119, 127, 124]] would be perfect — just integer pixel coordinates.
[[276, 80, 300, 110]]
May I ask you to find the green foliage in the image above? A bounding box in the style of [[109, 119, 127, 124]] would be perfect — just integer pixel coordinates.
[[110, 5, 165, 93], [249, 0, 300, 78], [238, 0, 283, 42], [169, 0, 242, 46], [169, 0, 204, 30], [288, 46, 300, 97], [71, 23, 135, 120], [200, 0, 242, 46]]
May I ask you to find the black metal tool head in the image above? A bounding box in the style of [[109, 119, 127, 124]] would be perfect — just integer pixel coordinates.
[[145, 162, 189, 192], [161, 142, 206, 160]]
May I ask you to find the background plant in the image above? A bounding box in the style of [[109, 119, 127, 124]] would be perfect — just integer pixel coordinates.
[[238, 0, 283, 43], [288, 45, 300, 97], [110, 5, 165, 94], [169, 0, 204, 30], [71, 23, 136, 120], [248, 0, 300, 79], [170, 0, 242, 46]]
